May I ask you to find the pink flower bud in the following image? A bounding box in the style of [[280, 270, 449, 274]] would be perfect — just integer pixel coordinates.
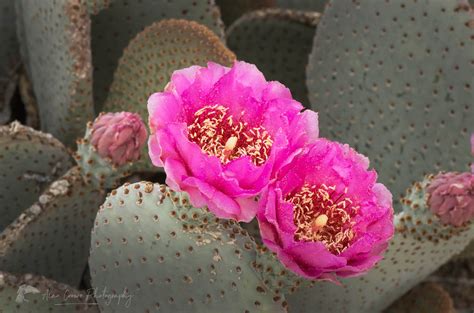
[[91, 112, 147, 166], [427, 172, 474, 227]]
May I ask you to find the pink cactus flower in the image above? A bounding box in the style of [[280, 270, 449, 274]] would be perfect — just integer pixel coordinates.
[[148, 61, 319, 222], [427, 172, 474, 227], [256, 139, 394, 280], [91, 112, 147, 166]]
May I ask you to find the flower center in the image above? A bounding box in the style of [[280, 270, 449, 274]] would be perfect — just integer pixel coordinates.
[[187, 105, 273, 166], [286, 183, 359, 254]]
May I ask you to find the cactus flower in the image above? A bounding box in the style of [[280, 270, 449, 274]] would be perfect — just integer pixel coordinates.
[[256, 139, 394, 280], [91, 112, 147, 166], [147, 61, 319, 222], [427, 172, 474, 227]]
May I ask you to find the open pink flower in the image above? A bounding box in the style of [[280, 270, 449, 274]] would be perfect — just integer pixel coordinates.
[[257, 139, 394, 280], [91, 112, 147, 166], [148, 61, 318, 222]]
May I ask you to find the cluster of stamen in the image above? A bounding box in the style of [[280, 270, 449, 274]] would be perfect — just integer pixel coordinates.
[[286, 183, 359, 254], [187, 105, 273, 166]]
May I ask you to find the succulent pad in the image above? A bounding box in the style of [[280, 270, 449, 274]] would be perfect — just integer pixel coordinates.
[[0, 167, 105, 287], [102, 19, 235, 121], [0, 122, 73, 232], [89, 0, 226, 112], [0, 271, 99, 312], [15, 0, 94, 147], [307, 0, 474, 204], [227, 8, 320, 105], [89, 182, 287, 313]]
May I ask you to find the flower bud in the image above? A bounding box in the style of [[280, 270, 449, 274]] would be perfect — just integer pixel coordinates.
[[91, 112, 147, 166]]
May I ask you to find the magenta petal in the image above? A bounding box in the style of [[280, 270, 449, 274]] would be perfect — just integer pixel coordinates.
[[168, 65, 201, 94], [283, 243, 347, 278]]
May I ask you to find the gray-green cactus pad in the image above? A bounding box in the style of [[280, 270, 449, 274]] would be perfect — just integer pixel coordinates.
[[0, 122, 73, 232], [101, 19, 235, 171], [307, 0, 474, 205], [216, 0, 276, 27], [91, 0, 226, 112], [0, 0, 19, 124], [102, 18, 235, 120], [276, 0, 328, 13], [89, 182, 287, 313], [0, 271, 99, 313], [15, 0, 94, 147], [227, 9, 320, 105], [0, 167, 105, 287]]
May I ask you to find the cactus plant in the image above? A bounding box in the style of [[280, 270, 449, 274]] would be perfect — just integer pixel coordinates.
[[15, 0, 226, 146], [0, 0, 472, 311]]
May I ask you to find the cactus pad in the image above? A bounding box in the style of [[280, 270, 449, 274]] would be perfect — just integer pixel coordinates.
[[0, 271, 99, 312], [89, 182, 287, 312], [91, 0, 226, 111], [306, 0, 474, 203], [15, 0, 94, 146], [227, 9, 320, 105], [0, 122, 73, 232], [102, 19, 235, 120], [0, 167, 105, 287]]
